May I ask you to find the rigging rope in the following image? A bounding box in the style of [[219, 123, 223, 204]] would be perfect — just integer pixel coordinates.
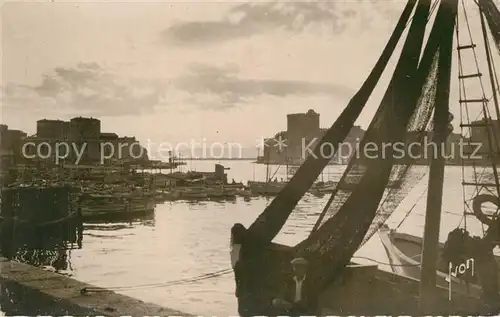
[[457, 0, 500, 235], [267, 165, 282, 182], [80, 253, 423, 294], [351, 256, 419, 267], [81, 268, 233, 293], [395, 185, 429, 229], [310, 1, 441, 235], [246, 0, 419, 244]]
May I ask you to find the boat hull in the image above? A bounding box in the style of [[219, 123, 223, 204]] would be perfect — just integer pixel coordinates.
[[247, 181, 286, 195], [236, 242, 488, 315], [379, 225, 500, 299], [80, 200, 155, 221]]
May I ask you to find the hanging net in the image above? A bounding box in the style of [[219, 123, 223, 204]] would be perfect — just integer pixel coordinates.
[[478, 0, 500, 55], [236, 0, 459, 314], [246, 0, 419, 243]]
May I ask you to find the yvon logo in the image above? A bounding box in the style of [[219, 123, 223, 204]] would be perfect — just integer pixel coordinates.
[[445, 258, 474, 300]]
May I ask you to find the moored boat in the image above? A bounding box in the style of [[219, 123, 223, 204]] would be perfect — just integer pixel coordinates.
[[247, 180, 287, 196], [206, 185, 237, 200], [231, 0, 499, 314], [78, 193, 155, 220], [176, 186, 208, 200], [379, 224, 500, 299], [377, 0, 500, 308]]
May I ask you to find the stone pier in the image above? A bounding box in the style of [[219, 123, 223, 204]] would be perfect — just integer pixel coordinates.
[[0, 257, 192, 316]]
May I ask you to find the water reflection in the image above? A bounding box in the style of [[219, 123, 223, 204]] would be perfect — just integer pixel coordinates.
[[83, 212, 155, 231], [1, 215, 82, 263], [0, 212, 155, 315]]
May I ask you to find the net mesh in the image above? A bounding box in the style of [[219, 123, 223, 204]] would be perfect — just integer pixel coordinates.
[[246, 0, 418, 243], [479, 0, 500, 55], [295, 0, 458, 289], [236, 0, 459, 314]]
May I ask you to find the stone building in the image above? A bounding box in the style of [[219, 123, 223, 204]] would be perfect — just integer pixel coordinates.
[[0, 124, 27, 164], [67, 117, 101, 164], [258, 110, 468, 165], [467, 118, 500, 163], [260, 110, 365, 165], [21, 117, 149, 166], [100, 133, 148, 163]]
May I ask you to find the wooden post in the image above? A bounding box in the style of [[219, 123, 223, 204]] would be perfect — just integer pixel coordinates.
[[479, 9, 500, 195], [419, 0, 457, 312]]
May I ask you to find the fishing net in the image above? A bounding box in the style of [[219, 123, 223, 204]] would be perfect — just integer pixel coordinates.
[[236, 0, 459, 314], [479, 0, 500, 55], [295, 0, 458, 289], [360, 56, 440, 245], [247, 0, 418, 243]]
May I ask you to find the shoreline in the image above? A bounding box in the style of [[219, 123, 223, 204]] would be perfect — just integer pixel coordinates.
[[0, 257, 192, 316]]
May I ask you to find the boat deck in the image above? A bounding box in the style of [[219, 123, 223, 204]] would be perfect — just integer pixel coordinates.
[[396, 239, 423, 261]]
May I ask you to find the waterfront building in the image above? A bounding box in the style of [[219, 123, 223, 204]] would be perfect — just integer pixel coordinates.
[[36, 119, 69, 140], [67, 117, 101, 164], [99, 133, 148, 163], [0, 124, 27, 164], [19, 117, 149, 166], [259, 110, 468, 165], [260, 110, 365, 165]]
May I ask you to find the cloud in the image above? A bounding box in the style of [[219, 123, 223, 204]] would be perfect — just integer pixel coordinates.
[[3, 62, 168, 117], [2, 61, 352, 116], [160, 1, 361, 46], [173, 63, 353, 108]]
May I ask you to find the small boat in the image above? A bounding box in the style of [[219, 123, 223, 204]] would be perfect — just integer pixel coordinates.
[[247, 181, 286, 196], [310, 181, 336, 194], [78, 193, 155, 220], [129, 200, 155, 213], [177, 186, 208, 200], [236, 187, 252, 196], [379, 224, 500, 299], [307, 179, 399, 196], [206, 185, 237, 200], [221, 182, 245, 189], [154, 189, 180, 201]]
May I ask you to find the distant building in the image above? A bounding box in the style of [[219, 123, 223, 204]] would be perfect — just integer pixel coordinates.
[[67, 117, 101, 164], [20, 117, 149, 166], [0, 124, 28, 170], [36, 119, 69, 140], [114, 136, 149, 163], [260, 110, 364, 165], [259, 110, 469, 165], [99, 132, 119, 164], [468, 118, 500, 162]]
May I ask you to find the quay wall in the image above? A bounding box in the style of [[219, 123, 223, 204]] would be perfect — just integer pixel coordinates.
[[0, 257, 192, 316]]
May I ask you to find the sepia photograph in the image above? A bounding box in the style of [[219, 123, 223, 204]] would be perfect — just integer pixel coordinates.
[[1, 0, 500, 315]]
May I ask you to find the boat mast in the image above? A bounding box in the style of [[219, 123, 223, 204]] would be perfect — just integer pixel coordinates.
[[253, 161, 256, 182], [419, 0, 457, 312], [285, 156, 289, 182], [480, 7, 500, 121], [455, 0, 500, 237], [479, 8, 500, 196], [265, 144, 270, 183]]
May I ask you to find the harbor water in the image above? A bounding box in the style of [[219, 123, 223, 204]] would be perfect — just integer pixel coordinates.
[[0, 160, 494, 315]]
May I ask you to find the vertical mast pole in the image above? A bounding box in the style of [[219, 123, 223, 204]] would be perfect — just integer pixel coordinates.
[[419, 0, 457, 313], [479, 9, 500, 196], [265, 145, 270, 183], [480, 8, 500, 121]]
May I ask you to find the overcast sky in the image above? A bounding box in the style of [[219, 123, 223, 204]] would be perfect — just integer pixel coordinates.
[[1, 0, 499, 149]]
